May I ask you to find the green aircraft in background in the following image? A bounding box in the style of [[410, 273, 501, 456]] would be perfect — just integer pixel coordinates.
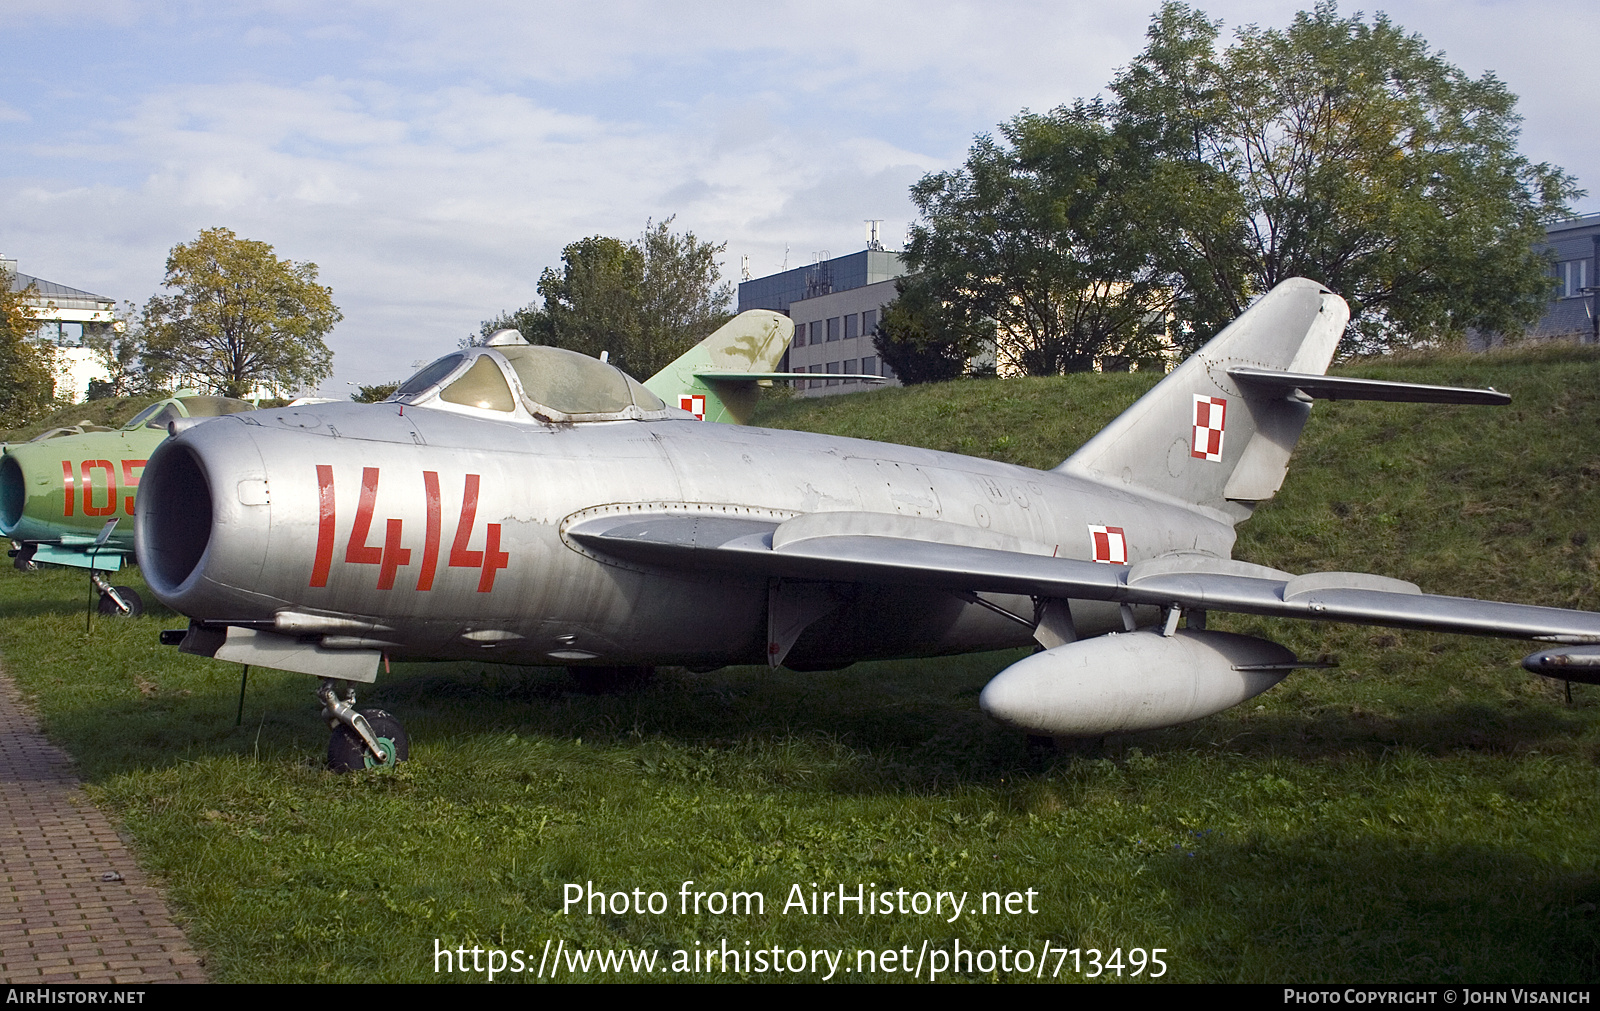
[[642, 309, 880, 423], [1, 393, 258, 612], [1, 309, 825, 613]]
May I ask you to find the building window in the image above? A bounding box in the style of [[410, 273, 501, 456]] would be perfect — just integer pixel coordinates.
[[844, 314, 858, 340], [861, 355, 878, 376], [827, 317, 840, 341], [810, 321, 823, 345], [809, 364, 824, 391], [37, 321, 86, 346], [793, 322, 806, 347], [826, 361, 840, 386], [1561, 259, 1590, 298], [862, 309, 878, 335], [844, 358, 858, 384]]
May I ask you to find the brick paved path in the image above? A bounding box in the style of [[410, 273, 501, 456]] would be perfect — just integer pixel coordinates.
[[0, 666, 205, 983]]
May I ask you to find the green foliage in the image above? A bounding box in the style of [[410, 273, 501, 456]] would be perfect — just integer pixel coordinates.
[[1112, 2, 1581, 353], [83, 301, 152, 399], [140, 227, 341, 398], [484, 218, 734, 380], [911, 2, 1581, 364], [351, 382, 400, 403], [0, 275, 58, 429], [636, 218, 736, 370], [0, 393, 168, 443], [870, 278, 984, 384], [906, 101, 1177, 377]]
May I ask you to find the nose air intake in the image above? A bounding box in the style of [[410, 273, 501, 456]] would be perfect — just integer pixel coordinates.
[[137, 444, 215, 594], [0, 455, 23, 533]]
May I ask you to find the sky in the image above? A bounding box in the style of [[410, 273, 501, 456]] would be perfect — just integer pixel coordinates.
[[3, 0, 1596, 395]]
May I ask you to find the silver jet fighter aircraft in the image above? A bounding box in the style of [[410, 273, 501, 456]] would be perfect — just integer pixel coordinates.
[[136, 278, 1600, 769]]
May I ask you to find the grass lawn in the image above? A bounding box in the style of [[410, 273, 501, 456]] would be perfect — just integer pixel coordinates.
[[1, 346, 1597, 982]]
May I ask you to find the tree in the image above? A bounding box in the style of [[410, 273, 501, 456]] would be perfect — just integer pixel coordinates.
[[0, 273, 55, 428], [529, 234, 645, 364], [483, 217, 734, 379], [903, 101, 1178, 377], [140, 227, 341, 398], [83, 301, 150, 399], [1112, 2, 1581, 353], [871, 277, 985, 384], [351, 382, 399, 403], [636, 217, 736, 374]]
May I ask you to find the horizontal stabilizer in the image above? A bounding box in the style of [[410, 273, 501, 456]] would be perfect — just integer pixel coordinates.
[[1229, 367, 1509, 405], [565, 511, 1600, 642], [642, 310, 795, 424], [700, 372, 887, 384]]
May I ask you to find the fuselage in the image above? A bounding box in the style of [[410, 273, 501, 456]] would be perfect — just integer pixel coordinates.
[[136, 401, 1238, 670], [0, 427, 156, 543]]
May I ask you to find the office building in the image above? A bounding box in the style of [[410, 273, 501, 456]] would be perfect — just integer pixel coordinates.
[[738, 248, 906, 397], [1468, 213, 1600, 349], [2, 256, 116, 403]]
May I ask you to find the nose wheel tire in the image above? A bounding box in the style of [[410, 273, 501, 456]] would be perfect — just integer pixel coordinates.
[[96, 586, 143, 617], [327, 708, 409, 772]]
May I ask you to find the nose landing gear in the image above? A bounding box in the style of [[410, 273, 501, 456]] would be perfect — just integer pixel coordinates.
[[318, 679, 409, 772], [9, 541, 37, 571], [91, 573, 143, 617]]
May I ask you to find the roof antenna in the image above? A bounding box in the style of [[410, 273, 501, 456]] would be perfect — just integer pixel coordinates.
[[865, 219, 884, 251]]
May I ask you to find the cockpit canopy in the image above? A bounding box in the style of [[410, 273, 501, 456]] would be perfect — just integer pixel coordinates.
[[393, 345, 677, 423], [124, 395, 258, 431]]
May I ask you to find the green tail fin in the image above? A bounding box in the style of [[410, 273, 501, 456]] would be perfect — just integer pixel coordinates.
[[643, 310, 795, 424]]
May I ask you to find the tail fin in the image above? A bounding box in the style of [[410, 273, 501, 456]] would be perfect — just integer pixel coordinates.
[[642, 310, 794, 424], [1058, 278, 1348, 519]]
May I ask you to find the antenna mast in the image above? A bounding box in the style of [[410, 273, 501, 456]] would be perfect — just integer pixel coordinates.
[[865, 219, 884, 251]]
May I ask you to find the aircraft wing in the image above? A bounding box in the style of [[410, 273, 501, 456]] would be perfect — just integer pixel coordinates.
[[566, 510, 1600, 642]]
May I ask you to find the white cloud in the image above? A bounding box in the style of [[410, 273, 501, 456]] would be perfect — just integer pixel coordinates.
[[2, 69, 932, 390], [2, 0, 1594, 393]]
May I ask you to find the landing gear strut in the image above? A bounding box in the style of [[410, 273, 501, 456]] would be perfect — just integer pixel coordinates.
[[318, 679, 409, 772], [9, 542, 37, 571], [91, 573, 143, 617]]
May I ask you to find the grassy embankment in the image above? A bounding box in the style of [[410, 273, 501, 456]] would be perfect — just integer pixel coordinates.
[[0, 393, 296, 443], [0, 346, 1597, 982], [0, 394, 168, 442]]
